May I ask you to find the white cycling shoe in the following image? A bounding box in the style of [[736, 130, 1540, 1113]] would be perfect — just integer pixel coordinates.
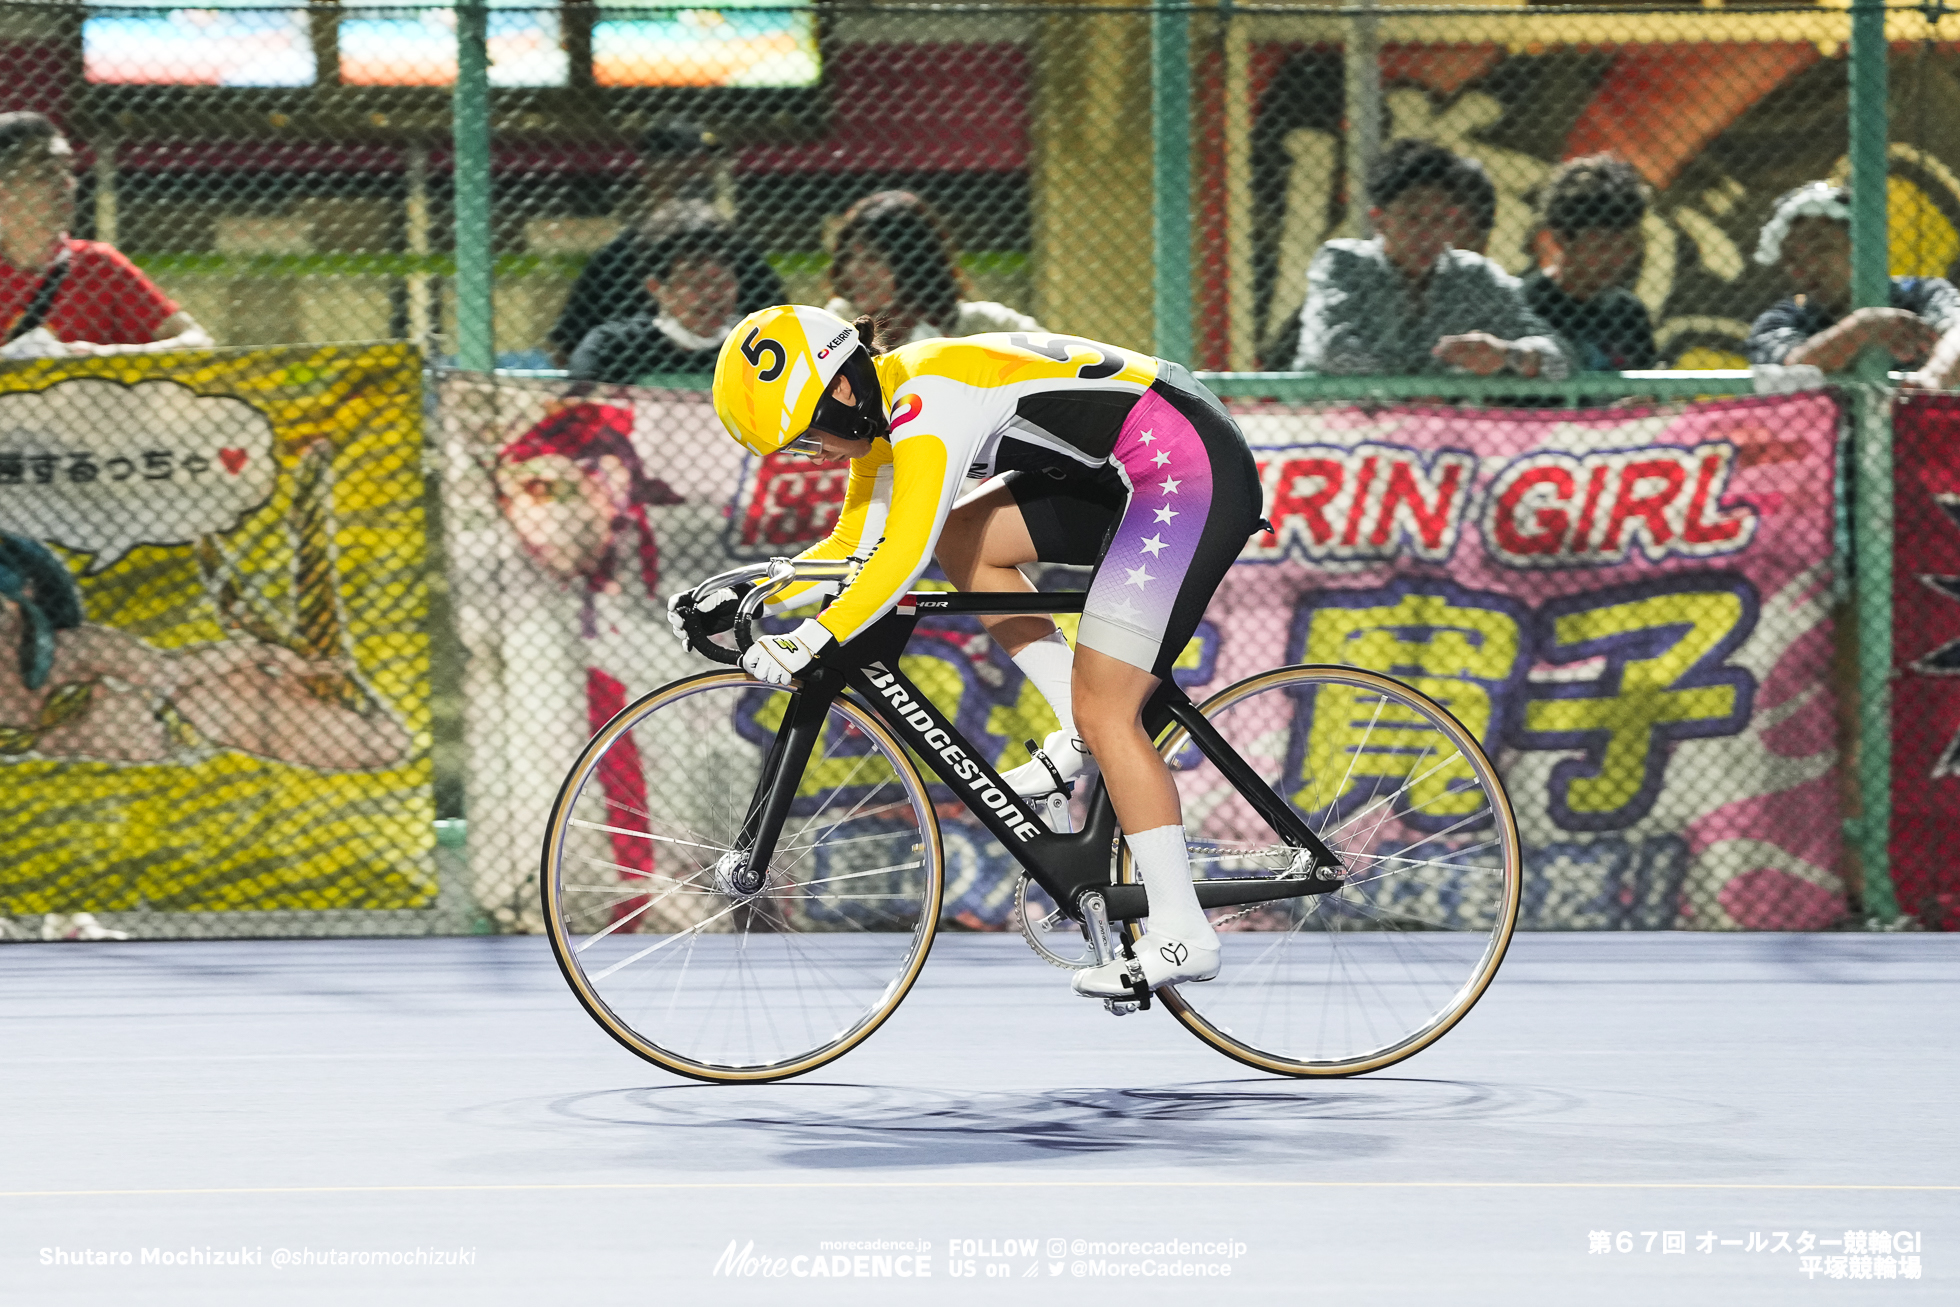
[[1071, 933, 1220, 999], [999, 729, 1090, 798]]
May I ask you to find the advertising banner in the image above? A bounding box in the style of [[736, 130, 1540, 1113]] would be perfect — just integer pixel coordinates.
[[1889, 394, 1960, 930], [1227, 393, 1845, 930], [444, 374, 1845, 931], [438, 372, 736, 930], [0, 345, 434, 921]]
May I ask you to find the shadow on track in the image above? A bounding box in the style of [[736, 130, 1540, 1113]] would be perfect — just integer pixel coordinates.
[[487, 1078, 1743, 1171]]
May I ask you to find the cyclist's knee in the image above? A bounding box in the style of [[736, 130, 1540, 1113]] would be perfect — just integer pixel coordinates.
[[936, 510, 978, 572], [1072, 688, 1151, 758], [1075, 714, 1143, 760]]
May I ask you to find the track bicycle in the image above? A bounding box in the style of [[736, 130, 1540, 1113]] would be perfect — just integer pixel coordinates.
[[541, 558, 1522, 1083]]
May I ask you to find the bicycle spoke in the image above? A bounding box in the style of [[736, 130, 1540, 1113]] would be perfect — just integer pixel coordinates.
[[780, 860, 925, 890], [578, 876, 737, 958], [1156, 668, 1518, 1076], [573, 855, 711, 890], [545, 676, 941, 1080], [570, 819, 732, 854], [1318, 690, 1387, 839]]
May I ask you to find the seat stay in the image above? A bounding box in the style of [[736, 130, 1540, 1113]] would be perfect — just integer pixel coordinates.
[[1159, 685, 1343, 873]]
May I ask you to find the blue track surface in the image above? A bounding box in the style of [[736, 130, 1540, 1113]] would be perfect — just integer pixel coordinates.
[[5, 934, 1955, 1304]]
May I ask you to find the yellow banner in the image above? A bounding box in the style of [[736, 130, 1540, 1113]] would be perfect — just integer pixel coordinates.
[[0, 345, 433, 913]]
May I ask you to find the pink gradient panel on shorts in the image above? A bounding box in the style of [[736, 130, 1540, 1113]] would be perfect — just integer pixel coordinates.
[[1082, 389, 1214, 645]]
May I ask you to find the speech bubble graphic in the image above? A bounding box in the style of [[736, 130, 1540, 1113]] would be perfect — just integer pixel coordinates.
[[0, 378, 278, 573]]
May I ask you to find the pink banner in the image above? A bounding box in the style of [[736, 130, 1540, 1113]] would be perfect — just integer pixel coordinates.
[[1221, 392, 1845, 928]]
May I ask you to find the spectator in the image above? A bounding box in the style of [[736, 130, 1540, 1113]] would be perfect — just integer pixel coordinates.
[[546, 122, 777, 366], [1292, 138, 1569, 379], [568, 208, 778, 384], [1523, 154, 1657, 372], [823, 190, 1040, 344], [1446, 155, 1496, 256], [1746, 182, 1960, 388], [0, 111, 210, 357]]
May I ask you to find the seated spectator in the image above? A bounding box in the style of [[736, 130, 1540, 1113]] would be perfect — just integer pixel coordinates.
[[1446, 155, 1496, 256], [568, 209, 778, 384], [1292, 138, 1569, 379], [0, 111, 210, 357], [823, 190, 1039, 344], [1746, 182, 1960, 387], [1523, 155, 1657, 372], [546, 122, 777, 367]]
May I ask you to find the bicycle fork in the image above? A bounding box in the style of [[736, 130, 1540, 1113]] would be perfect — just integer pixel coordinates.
[[721, 683, 834, 896]]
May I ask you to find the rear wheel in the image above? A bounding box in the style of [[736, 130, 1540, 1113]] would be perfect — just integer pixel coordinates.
[[1127, 665, 1521, 1076], [541, 671, 944, 1082]]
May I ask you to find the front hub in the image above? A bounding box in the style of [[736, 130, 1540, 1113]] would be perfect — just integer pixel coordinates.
[[712, 850, 768, 898]]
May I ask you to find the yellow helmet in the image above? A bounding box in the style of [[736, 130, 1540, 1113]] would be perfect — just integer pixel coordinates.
[[711, 304, 887, 458]]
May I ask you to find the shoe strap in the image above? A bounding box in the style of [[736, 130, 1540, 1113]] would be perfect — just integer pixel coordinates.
[[1023, 738, 1074, 796]]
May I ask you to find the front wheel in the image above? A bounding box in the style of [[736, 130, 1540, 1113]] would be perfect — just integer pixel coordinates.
[[1127, 665, 1522, 1076], [541, 671, 945, 1083]]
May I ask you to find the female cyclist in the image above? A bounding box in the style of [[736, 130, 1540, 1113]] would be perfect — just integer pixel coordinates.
[[678, 305, 1263, 998]]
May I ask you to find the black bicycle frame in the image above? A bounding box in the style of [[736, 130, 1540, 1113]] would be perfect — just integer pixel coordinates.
[[731, 590, 1343, 923]]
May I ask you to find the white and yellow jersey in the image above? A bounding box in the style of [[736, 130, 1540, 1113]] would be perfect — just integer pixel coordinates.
[[776, 332, 1162, 645]]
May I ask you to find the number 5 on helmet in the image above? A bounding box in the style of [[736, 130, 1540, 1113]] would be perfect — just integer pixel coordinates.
[[711, 305, 889, 457]]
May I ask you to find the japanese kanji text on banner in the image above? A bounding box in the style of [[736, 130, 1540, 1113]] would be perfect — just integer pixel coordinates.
[[0, 346, 434, 918]]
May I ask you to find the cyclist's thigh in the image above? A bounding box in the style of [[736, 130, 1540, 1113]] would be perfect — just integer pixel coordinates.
[[941, 479, 1042, 572], [1077, 381, 1261, 681], [1005, 458, 1127, 566]]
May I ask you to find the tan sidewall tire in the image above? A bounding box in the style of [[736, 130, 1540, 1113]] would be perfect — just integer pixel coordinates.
[[1127, 664, 1522, 1078], [540, 671, 944, 1083]]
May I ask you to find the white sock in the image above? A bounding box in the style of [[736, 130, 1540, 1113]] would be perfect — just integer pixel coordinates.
[[1010, 630, 1076, 737], [1126, 824, 1217, 945]]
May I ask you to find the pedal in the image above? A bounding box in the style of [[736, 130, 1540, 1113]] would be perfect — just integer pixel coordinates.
[[1037, 790, 1072, 834], [1120, 956, 1153, 1011], [1102, 997, 1140, 1017]]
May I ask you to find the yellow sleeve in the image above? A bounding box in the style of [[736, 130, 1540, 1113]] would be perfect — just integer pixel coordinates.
[[815, 432, 955, 644], [765, 447, 887, 609]]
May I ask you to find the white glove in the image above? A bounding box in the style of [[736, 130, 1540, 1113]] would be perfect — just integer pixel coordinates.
[[666, 586, 740, 648], [740, 619, 833, 686]]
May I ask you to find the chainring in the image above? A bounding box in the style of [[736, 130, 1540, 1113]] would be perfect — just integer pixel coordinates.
[[1013, 873, 1099, 970]]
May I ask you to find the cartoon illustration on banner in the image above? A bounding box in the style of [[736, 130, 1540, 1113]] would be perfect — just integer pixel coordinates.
[[440, 373, 740, 931], [0, 347, 433, 925]]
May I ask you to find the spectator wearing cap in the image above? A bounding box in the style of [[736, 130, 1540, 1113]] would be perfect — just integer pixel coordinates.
[[547, 122, 777, 367], [0, 111, 210, 357], [1292, 138, 1570, 379], [1523, 154, 1657, 372], [569, 206, 780, 384], [1746, 182, 1960, 388], [822, 190, 1040, 345]]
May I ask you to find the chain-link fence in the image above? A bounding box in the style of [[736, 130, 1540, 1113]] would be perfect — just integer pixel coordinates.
[[4, 2, 1957, 938], [12, 4, 1960, 363]]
